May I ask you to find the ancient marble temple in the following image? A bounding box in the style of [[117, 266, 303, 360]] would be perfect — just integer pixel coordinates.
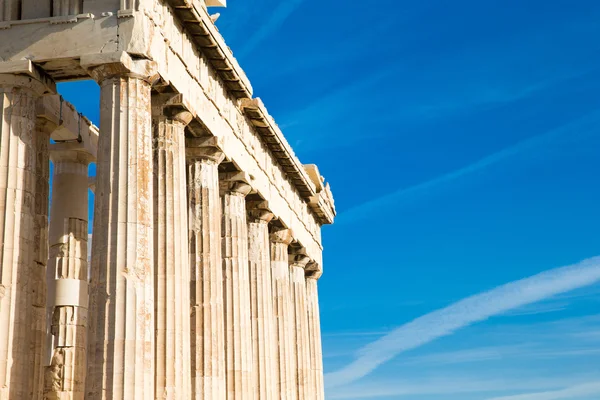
[[0, 1, 335, 399]]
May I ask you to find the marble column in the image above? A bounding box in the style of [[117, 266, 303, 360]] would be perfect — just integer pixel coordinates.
[[290, 253, 312, 400], [220, 172, 254, 400], [247, 201, 276, 400], [186, 137, 226, 400], [0, 75, 50, 400], [306, 271, 324, 400], [152, 101, 192, 400], [86, 61, 156, 400], [30, 116, 54, 400], [270, 228, 296, 400], [44, 148, 92, 400]]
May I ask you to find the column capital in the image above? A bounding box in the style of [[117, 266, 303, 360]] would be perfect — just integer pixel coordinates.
[[247, 200, 274, 224], [289, 253, 311, 269], [270, 228, 294, 246], [306, 262, 323, 280], [0, 60, 56, 95], [186, 136, 225, 164], [306, 271, 322, 280], [153, 110, 194, 126], [219, 171, 252, 196], [36, 117, 58, 136], [152, 93, 194, 126], [81, 52, 159, 84], [49, 144, 95, 165]]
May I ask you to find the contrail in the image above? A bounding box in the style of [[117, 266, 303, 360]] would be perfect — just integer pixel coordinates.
[[338, 111, 600, 225], [239, 0, 305, 58], [486, 381, 600, 400], [325, 256, 600, 388]]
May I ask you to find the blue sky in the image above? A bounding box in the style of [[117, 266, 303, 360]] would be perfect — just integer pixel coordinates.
[[58, 1, 600, 398]]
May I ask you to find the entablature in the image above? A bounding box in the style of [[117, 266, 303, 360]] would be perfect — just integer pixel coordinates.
[[157, 0, 250, 98], [0, 61, 98, 159], [0, 3, 334, 264], [40, 96, 99, 160]]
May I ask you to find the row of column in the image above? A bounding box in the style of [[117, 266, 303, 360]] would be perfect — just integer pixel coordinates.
[[0, 66, 325, 399], [184, 146, 325, 400]]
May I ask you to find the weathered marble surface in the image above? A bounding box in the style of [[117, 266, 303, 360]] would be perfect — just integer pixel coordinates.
[[290, 255, 312, 400], [270, 229, 297, 400], [187, 139, 226, 400], [307, 275, 325, 400], [248, 202, 277, 400], [0, 77, 48, 400], [221, 175, 254, 400], [45, 149, 92, 400], [153, 107, 192, 400], [86, 66, 156, 400], [0, 2, 335, 399]]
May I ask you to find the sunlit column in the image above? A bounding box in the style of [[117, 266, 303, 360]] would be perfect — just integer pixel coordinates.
[[306, 269, 324, 400], [270, 228, 296, 400], [186, 137, 226, 399], [289, 253, 312, 400], [152, 100, 193, 400], [86, 60, 157, 400], [247, 201, 276, 400], [220, 172, 254, 400], [0, 73, 51, 399]]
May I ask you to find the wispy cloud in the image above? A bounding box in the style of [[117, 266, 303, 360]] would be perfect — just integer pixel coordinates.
[[325, 256, 600, 388], [279, 67, 393, 127], [397, 343, 600, 368], [486, 382, 600, 400], [323, 330, 391, 338], [238, 0, 306, 58], [339, 111, 600, 224], [328, 375, 593, 400], [397, 344, 528, 367], [501, 301, 569, 317]]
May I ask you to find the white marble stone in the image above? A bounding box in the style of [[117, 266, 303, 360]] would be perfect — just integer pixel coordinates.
[[0, 75, 49, 400], [290, 254, 312, 400], [247, 202, 277, 400], [0, 4, 336, 398], [45, 148, 92, 400], [270, 229, 297, 400], [220, 174, 254, 400], [307, 275, 325, 400], [186, 138, 226, 400], [153, 105, 192, 400], [86, 62, 156, 400]]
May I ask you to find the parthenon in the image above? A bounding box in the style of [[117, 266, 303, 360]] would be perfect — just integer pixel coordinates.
[[0, 1, 335, 399]]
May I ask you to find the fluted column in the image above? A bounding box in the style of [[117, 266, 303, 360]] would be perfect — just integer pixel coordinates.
[[306, 271, 324, 400], [86, 60, 157, 400], [220, 172, 254, 400], [0, 74, 51, 400], [186, 137, 226, 400], [270, 228, 296, 400], [247, 201, 276, 400], [152, 100, 192, 400], [45, 149, 92, 400], [31, 116, 54, 400], [290, 253, 312, 400]]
